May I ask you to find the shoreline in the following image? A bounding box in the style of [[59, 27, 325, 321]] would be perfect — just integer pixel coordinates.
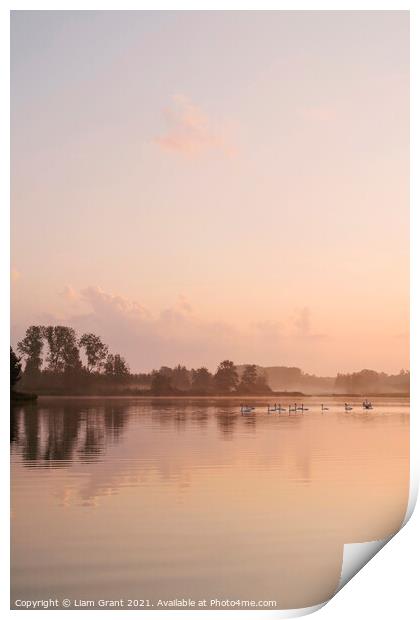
[[30, 393, 410, 401]]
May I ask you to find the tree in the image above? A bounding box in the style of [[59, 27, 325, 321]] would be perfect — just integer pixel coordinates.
[[44, 326, 79, 373], [150, 370, 172, 395], [191, 367, 213, 392], [214, 360, 239, 393], [255, 371, 271, 393], [238, 364, 271, 394], [240, 364, 258, 391], [79, 333, 108, 372], [114, 354, 130, 378], [63, 345, 83, 374], [171, 365, 191, 391], [10, 347, 22, 388], [104, 353, 130, 379], [17, 325, 44, 375], [158, 366, 173, 379]]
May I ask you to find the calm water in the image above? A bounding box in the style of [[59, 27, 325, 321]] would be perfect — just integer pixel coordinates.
[[11, 396, 409, 610]]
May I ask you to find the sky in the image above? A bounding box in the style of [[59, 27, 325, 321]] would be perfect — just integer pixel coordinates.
[[11, 11, 409, 375]]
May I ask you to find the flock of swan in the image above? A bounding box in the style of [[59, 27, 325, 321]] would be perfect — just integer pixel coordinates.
[[240, 400, 374, 414]]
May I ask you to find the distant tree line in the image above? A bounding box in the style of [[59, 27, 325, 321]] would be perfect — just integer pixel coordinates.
[[149, 360, 271, 395], [335, 368, 409, 394]]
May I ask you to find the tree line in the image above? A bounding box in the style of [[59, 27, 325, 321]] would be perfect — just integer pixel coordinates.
[[335, 368, 409, 394], [150, 360, 271, 395], [12, 325, 272, 396], [17, 325, 130, 377], [13, 325, 130, 394], [12, 325, 409, 396]]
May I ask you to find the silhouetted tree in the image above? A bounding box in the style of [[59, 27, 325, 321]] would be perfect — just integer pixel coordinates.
[[17, 325, 44, 376], [158, 366, 173, 379], [114, 354, 130, 378], [150, 370, 173, 394], [214, 360, 239, 393], [191, 367, 213, 392], [240, 364, 258, 390], [10, 347, 22, 388], [104, 353, 130, 379], [44, 326, 79, 373], [238, 364, 271, 393], [79, 333, 108, 372], [171, 365, 191, 391], [104, 355, 115, 376], [63, 345, 83, 375]]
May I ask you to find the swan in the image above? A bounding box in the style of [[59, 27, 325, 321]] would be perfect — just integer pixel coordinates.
[[362, 400, 374, 410]]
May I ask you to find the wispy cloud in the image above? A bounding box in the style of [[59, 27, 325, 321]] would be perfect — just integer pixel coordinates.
[[154, 95, 235, 158], [60, 284, 79, 302], [79, 286, 150, 320]]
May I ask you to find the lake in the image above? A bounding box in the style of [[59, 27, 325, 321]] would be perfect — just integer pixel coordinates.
[[10, 396, 409, 610]]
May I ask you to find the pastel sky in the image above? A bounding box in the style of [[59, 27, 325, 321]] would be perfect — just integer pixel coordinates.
[[11, 11, 409, 375]]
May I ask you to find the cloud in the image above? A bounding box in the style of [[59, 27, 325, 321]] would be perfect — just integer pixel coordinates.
[[79, 286, 150, 320], [13, 286, 328, 372], [154, 95, 235, 157], [60, 284, 79, 302], [66, 286, 241, 371]]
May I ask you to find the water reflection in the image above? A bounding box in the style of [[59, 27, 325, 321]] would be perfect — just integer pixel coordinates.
[[11, 402, 129, 466], [11, 398, 409, 610], [216, 409, 237, 438]]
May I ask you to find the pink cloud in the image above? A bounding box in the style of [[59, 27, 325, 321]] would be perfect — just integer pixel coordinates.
[[154, 95, 235, 157], [11, 286, 329, 373], [79, 286, 150, 320], [60, 284, 79, 302]]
